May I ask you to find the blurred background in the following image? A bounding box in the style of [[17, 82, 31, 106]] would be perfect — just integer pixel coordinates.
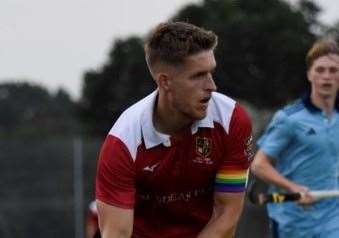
[[1, 0, 339, 237]]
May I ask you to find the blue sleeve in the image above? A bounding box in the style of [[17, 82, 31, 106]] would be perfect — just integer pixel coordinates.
[[257, 110, 293, 161]]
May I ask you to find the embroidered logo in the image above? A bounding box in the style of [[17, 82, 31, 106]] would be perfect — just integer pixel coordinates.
[[143, 163, 159, 172], [306, 128, 316, 135], [194, 137, 213, 165]]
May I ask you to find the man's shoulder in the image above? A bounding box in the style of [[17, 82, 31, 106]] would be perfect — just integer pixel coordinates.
[[112, 91, 156, 127], [269, 99, 306, 129], [107, 91, 156, 159], [211, 92, 236, 106], [280, 98, 305, 117], [110, 97, 147, 131], [209, 92, 250, 133], [210, 92, 248, 114]]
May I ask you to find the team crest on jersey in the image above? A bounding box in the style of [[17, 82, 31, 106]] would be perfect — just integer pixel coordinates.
[[196, 137, 212, 157], [244, 135, 254, 161], [194, 137, 213, 165]]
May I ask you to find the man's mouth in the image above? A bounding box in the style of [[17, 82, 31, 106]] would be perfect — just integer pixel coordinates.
[[200, 97, 210, 104], [321, 83, 333, 89]]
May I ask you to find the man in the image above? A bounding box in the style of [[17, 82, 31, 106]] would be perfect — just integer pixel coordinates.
[[251, 39, 339, 238], [96, 22, 253, 238]]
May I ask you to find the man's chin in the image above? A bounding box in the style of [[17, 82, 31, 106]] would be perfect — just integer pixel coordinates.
[[319, 91, 336, 99], [194, 111, 207, 120]]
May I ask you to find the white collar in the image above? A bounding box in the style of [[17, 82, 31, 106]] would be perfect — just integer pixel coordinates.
[[141, 90, 215, 149]]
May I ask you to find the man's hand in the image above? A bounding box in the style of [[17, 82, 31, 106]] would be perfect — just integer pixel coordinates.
[[288, 184, 316, 205]]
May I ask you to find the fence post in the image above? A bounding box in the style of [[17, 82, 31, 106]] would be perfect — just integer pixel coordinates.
[[73, 137, 84, 238]]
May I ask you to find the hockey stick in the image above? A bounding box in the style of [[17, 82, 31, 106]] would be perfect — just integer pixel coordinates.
[[251, 190, 339, 205]]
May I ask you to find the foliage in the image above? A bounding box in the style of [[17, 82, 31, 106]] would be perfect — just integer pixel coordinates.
[[80, 0, 322, 136], [324, 20, 339, 41], [173, 0, 317, 108], [80, 37, 155, 135], [0, 82, 78, 138]]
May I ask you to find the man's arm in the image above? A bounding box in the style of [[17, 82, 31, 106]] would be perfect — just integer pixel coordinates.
[[96, 200, 134, 238], [85, 214, 98, 238], [196, 103, 251, 237], [251, 149, 314, 204], [197, 192, 245, 238]]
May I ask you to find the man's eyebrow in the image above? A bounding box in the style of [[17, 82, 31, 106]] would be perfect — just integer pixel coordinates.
[[190, 68, 216, 78], [190, 71, 208, 78]]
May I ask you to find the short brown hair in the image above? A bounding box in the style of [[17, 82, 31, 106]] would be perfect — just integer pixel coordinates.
[[306, 39, 339, 71], [144, 22, 218, 73]]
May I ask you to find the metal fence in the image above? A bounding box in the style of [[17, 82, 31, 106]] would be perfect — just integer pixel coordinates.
[[0, 136, 271, 238], [0, 137, 101, 238]]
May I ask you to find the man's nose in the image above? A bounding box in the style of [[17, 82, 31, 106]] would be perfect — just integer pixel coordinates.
[[323, 70, 331, 79], [205, 73, 217, 92]]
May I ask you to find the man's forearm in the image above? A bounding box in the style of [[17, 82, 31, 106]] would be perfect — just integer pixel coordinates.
[[97, 200, 133, 238], [197, 217, 236, 238], [197, 199, 243, 238], [251, 150, 299, 191], [101, 229, 131, 238]]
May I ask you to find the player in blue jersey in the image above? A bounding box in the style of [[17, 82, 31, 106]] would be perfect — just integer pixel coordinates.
[[251, 39, 339, 238]]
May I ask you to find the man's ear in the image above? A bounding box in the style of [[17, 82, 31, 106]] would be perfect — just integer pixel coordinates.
[[157, 73, 171, 91], [306, 70, 312, 83]]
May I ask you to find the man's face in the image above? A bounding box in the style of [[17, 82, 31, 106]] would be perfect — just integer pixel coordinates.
[[307, 54, 339, 99], [167, 50, 217, 121]]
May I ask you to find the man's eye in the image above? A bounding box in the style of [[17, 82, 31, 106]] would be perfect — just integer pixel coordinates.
[[329, 67, 339, 74], [315, 67, 325, 73], [193, 73, 206, 80]]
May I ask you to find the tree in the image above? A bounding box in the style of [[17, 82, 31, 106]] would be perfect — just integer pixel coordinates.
[[80, 0, 323, 136], [80, 37, 155, 136], [298, 0, 321, 27], [173, 0, 318, 108], [323, 20, 339, 42], [0, 82, 77, 137]]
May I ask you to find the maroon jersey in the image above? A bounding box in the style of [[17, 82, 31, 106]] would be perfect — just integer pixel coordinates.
[[96, 91, 253, 238]]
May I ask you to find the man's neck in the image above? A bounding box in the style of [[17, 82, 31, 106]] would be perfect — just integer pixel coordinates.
[[310, 92, 336, 118], [153, 94, 192, 136]]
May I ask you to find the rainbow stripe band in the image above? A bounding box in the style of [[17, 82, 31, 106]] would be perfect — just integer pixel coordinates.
[[215, 169, 248, 193]]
